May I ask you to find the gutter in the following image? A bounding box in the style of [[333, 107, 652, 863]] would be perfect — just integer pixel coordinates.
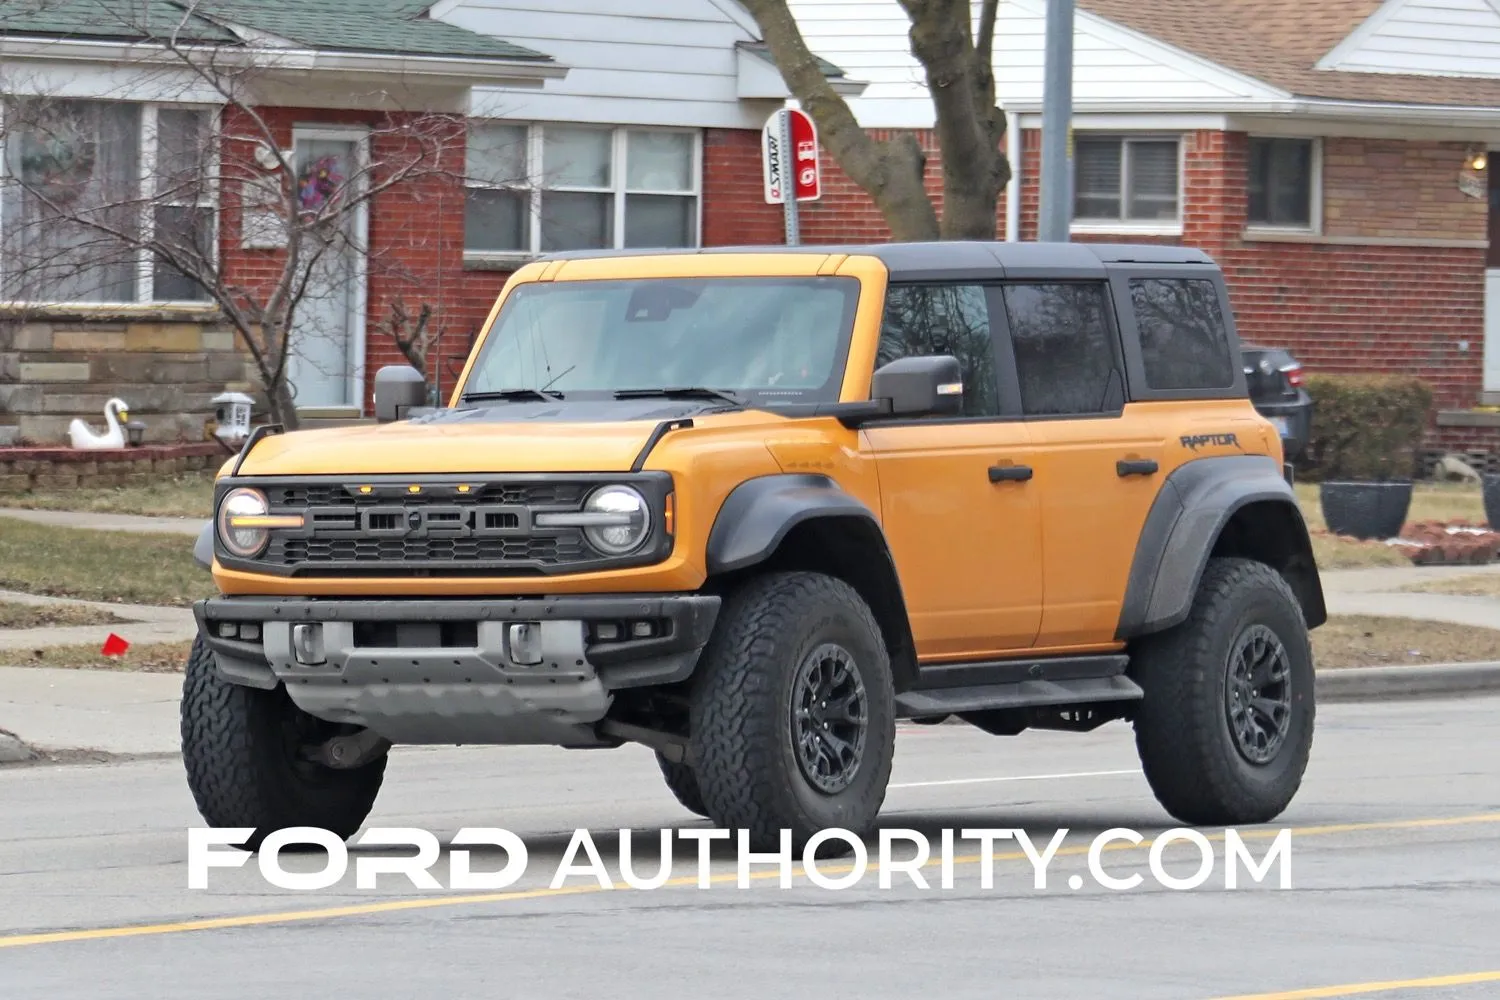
[[0, 36, 568, 87]]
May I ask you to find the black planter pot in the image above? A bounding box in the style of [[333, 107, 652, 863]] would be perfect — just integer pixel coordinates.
[[1483, 473, 1500, 530], [1319, 480, 1413, 540]]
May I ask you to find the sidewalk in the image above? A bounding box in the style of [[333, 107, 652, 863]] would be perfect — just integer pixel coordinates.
[[0, 666, 184, 756], [1320, 564, 1500, 631], [0, 507, 203, 536]]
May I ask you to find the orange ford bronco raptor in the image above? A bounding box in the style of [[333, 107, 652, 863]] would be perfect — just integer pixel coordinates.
[[184, 241, 1325, 851]]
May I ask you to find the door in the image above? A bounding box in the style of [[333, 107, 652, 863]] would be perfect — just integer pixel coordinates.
[[995, 278, 1167, 650], [286, 130, 367, 413], [1487, 154, 1500, 394], [861, 282, 1044, 660]]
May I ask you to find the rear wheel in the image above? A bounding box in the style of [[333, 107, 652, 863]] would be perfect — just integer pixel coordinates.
[[1129, 557, 1315, 826], [688, 571, 895, 853], [180, 634, 387, 851]]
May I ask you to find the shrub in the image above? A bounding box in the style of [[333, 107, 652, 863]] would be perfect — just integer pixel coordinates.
[[1299, 373, 1433, 481]]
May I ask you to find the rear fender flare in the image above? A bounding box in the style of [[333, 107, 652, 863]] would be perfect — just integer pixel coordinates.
[[1116, 455, 1326, 639]]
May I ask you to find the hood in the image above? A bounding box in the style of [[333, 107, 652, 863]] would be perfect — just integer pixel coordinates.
[[232, 400, 767, 477]]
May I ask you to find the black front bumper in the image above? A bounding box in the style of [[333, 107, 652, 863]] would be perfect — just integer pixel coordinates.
[[194, 593, 722, 692]]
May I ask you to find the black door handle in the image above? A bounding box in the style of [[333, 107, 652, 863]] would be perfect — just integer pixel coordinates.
[[1117, 458, 1158, 477], [989, 464, 1033, 483]]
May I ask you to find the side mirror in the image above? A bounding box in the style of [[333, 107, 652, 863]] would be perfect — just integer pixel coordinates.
[[374, 365, 427, 423], [870, 355, 963, 417]]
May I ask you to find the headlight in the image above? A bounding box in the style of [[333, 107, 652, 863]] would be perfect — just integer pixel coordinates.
[[216, 487, 272, 558], [537, 484, 651, 555]]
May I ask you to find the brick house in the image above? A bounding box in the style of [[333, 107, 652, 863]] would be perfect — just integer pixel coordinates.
[[0, 0, 858, 449], [783, 0, 1500, 468]]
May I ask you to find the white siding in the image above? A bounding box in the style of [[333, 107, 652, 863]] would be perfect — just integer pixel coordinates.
[[785, 0, 1284, 128], [433, 0, 780, 128], [1318, 0, 1500, 78]]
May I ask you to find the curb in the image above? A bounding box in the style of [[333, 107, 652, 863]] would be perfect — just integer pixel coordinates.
[[1316, 660, 1500, 702]]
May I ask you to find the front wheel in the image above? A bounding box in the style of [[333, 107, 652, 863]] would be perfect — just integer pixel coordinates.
[[180, 635, 387, 851], [688, 571, 895, 853], [1129, 557, 1315, 826]]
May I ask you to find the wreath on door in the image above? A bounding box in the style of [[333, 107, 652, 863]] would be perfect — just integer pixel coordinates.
[[296, 154, 344, 214]]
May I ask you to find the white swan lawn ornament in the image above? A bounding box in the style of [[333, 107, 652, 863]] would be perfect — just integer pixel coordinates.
[[68, 398, 129, 450]]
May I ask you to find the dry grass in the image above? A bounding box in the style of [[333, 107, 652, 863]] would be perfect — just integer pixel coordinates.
[[1294, 481, 1488, 534], [2, 640, 190, 672], [0, 601, 130, 630], [0, 520, 209, 607], [1309, 533, 1414, 570], [1397, 573, 1500, 598], [1313, 614, 1500, 668], [3, 471, 216, 519]]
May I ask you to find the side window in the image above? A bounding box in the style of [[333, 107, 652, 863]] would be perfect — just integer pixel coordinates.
[[1001, 282, 1124, 416], [1129, 278, 1236, 390], [876, 283, 1000, 417]]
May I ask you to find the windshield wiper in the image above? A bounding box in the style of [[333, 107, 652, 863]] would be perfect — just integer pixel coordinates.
[[460, 388, 564, 403], [613, 386, 743, 407]]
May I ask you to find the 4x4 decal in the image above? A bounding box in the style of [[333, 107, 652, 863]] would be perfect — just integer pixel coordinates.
[[1180, 433, 1242, 451]]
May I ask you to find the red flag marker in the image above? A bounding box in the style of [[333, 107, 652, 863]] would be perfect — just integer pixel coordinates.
[[101, 633, 129, 657]]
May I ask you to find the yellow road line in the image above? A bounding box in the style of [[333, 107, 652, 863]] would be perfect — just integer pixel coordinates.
[[1212, 969, 1500, 998], [1, 810, 1497, 951]]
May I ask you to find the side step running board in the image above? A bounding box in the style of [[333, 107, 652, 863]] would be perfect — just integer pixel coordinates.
[[895, 653, 1142, 718]]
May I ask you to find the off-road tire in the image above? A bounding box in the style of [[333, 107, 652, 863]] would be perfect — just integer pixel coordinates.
[[689, 571, 895, 853], [655, 752, 709, 818], [180, 634, 387, 851], [1130, 556, 1315, 826]]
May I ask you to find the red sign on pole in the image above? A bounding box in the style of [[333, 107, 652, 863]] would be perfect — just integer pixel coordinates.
[[762, 108, 820, 204]]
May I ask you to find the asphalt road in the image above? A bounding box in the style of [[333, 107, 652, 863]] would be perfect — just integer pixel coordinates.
[[2, 696, 1499, 1000]]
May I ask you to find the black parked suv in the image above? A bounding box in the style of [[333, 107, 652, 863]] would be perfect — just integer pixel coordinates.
[[1241, 344, 1311, 462]]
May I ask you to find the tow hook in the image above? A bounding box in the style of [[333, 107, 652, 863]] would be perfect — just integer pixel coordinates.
[[307, 728, 392, 769]]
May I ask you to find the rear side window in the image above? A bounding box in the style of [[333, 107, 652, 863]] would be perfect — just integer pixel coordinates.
[[877, 283, 1000, 417], [1129, 278, 1235, 390], [1001, 282, 1124, 416]]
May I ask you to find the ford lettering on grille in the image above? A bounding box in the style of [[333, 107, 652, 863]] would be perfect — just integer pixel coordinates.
[[358, 505, 530, 538]]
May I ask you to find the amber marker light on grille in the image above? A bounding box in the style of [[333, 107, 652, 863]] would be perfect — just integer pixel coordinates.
[[457, 484, 472, 493], [408, 485, 422, 493], [227, 514, 305, 529], [358, 485, 373, 494]]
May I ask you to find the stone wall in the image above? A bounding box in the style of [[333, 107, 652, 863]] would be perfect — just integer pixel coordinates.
[[0, 442, 227, 494], [0, 312, 258, 447]]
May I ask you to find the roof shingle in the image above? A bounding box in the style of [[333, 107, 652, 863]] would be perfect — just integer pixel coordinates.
[[1079, 0, 1500, 107], [0, 0, 552, 62]]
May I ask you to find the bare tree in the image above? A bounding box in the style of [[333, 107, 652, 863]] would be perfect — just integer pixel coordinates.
[[0, 1, 512, 430], [739, 0, 1009, 241]]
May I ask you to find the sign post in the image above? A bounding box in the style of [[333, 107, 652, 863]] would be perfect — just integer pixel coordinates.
[[763, 107, 820, 246]]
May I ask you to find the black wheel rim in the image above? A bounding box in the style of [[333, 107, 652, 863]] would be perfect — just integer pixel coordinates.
[[790, 643, 868, 794], [1224, 623, 1293, 765]]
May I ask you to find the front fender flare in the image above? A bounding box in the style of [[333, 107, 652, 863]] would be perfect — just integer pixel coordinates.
[[193, 521, 214, 571], [706, 473, 883, 575]]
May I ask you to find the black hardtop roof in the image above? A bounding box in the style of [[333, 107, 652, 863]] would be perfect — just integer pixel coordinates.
[[537, 240, 1217, 282]]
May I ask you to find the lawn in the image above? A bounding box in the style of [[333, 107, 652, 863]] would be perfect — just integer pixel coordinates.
[[6, 640, 191, 672], [1313, 614, 1500, 668], [0, 520, 209, 607], [1398, 573, 1500, 598], [2, 471, 216, 520], [0, 601, 129, 629]]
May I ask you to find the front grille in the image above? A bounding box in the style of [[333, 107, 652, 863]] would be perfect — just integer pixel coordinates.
[[238, 478, 615, 575]]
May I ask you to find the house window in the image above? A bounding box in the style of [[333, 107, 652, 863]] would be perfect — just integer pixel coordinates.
[[465, 123, 700, 256], [0, 98, 216, 304], [1248, 137, 1315, 229], [1073, 136, 1181, 226]]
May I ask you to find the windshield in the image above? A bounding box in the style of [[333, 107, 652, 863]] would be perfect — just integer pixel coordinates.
[[459, 275, 861, 404]]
